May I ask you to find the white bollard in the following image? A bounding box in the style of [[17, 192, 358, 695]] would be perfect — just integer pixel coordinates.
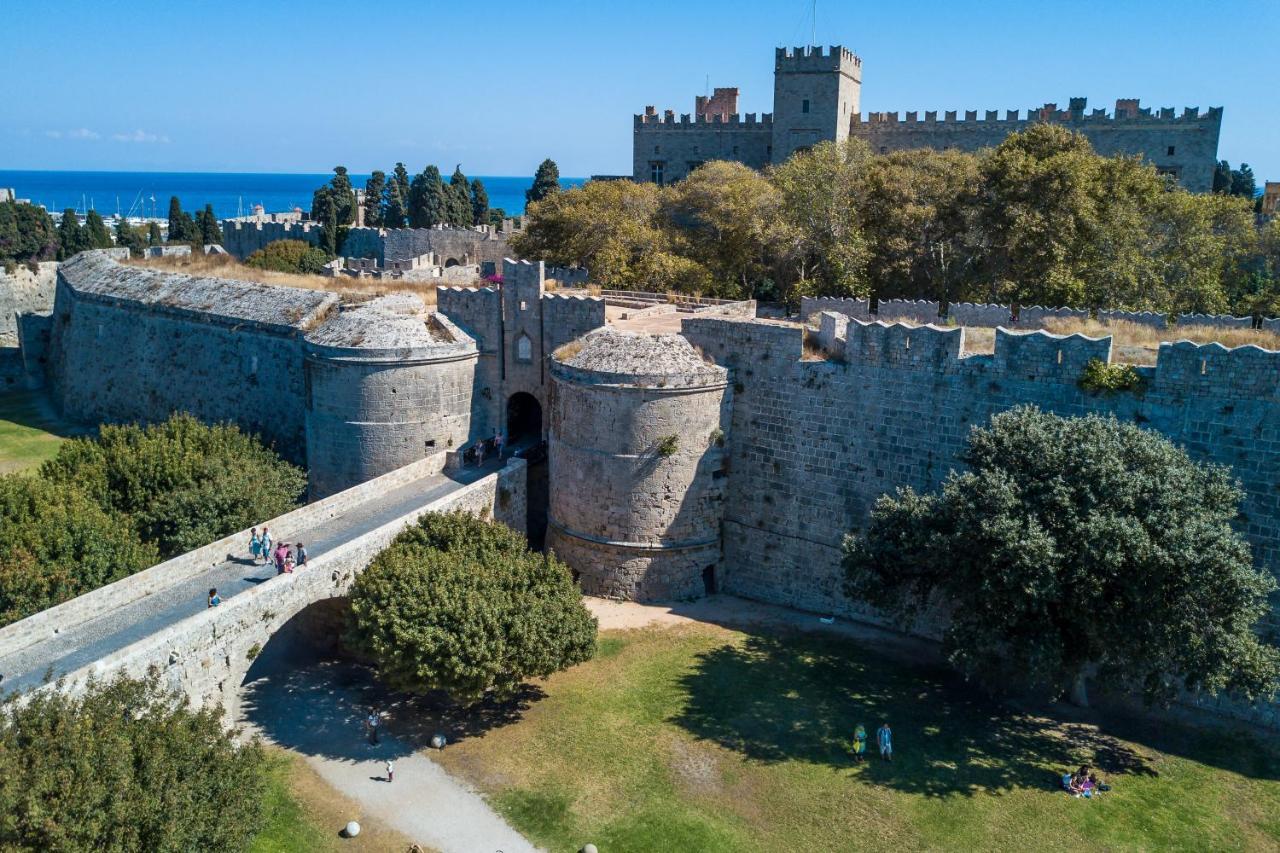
[[581, 845, 598, 853], [344, 821, 361, 838], [430, 733, 447, 749]]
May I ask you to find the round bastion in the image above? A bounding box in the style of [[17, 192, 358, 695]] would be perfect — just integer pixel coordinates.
[[547, 327, 730, 601], [304, 294, 477, 497]]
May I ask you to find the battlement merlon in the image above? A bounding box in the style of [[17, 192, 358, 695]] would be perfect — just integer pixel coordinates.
[[635, 109, 774, 128], [853, 101, 1223, 126], [774, 44, 862, 78]]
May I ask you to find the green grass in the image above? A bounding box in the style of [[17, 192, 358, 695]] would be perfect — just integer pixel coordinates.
[[436, 623, 1280, 852], [0, 388, 84, 474], [249, 753, 339, 853]]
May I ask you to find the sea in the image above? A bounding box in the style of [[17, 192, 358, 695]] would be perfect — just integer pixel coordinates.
[[0, 170, 587, 220]]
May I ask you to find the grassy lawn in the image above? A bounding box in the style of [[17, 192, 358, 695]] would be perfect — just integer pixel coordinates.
[[0, 388, 86, 474], [434, 623, 1280, 852], [251, 748, 418, 852]]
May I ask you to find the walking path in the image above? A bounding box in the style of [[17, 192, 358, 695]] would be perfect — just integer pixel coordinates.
[[241, 659, 537, 853], [0, 458, 502, 694]]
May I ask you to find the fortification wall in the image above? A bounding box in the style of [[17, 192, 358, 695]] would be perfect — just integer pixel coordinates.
[[850, 105, 1222, 192], [632, 112, 774, 183], [344, 226, 514, 266], [682, 316, 1280, 701], [542, 292, 606, 355], [221, 220, 323, 259], [0, 261, 57, 346], [19, 457, 527, 721], [46, 253, 337, 461]]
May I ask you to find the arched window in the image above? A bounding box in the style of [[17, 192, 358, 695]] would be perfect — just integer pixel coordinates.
[[516, 334, 532, 362]]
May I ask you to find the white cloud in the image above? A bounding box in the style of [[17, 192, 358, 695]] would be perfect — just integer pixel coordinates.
[[44, 128, 102, 140], [112, 129, 170, 144], [44, 130, 62, 139]]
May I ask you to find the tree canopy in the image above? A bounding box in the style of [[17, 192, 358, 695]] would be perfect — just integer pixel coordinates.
[[0, 200, 58, 265], [0, 674, 267, 852], [245, 238, 330, 275], [347, 511, 597, 702], [843, 406, 1280, 707], [527, 158, 561, 205]]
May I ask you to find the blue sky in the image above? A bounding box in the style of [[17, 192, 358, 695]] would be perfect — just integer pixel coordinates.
[[2, 0, 1276, 180]]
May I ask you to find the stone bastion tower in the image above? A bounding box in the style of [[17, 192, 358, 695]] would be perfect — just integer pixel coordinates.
[[303, 294, 478, 497], [546, 328, 731, 600]]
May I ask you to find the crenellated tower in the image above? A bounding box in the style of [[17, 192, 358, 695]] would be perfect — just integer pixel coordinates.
[[771, 45, 862, 164]]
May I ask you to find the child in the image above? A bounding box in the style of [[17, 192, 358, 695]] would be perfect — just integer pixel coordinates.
[[877, 722, 893, 762], [852, 724, 867, 763], [208, 588, 221, 608], [295, 542, 308, 567], [385, 760, 394, 783]]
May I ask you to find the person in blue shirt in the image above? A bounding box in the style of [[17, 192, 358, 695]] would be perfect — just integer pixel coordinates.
[[877, 722, 893, 762]]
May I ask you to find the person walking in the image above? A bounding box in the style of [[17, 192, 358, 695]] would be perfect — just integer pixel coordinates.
[[207, 588, 221, 608], [877, 722, 893, 762], [274, 542, 288, 575], [385, 759, 394, 783], [260, 526, 273, 564], [249, 527, 262, 562], [367, 709, 380, 745], [494, 430, 505, 460], [295, 542, 308, 568], [851, 723, 867, 763]]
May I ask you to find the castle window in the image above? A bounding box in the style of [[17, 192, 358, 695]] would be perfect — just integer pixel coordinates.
[[767, 145, 772, 157], [802, 99, 810, 114], [1167, 145, 1175, 156], [654, 145, 660, 154], [519, 300, 528, 311], [516, 334, 533, 363], [732, 145, 738, 155], [650, 161, 665, 186], [880, 146, 888, 154]]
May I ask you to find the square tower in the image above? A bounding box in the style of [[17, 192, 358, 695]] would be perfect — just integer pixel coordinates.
[[772, 45, 862, 164]]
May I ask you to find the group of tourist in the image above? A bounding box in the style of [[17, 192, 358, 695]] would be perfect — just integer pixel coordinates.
[[467, 430, 506, 467], [851, 722, 893, 762], [1062, 766, 1110, 798], [248, 526, 307, 574]]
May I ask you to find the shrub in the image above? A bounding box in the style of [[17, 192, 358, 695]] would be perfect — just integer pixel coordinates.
[[1077, 357, 1144, 393], [347, 512, 597, 702], [655, 435, 680, 457], [244, 239, 330, 275], [0, 674, 267, 851], [39, 414, 306, 558]]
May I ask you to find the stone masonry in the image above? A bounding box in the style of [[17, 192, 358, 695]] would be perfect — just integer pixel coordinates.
[[635, 45, 1221, 192]]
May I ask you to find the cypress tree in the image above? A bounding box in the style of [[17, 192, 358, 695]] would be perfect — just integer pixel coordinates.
[[114, 219, 147, 257], [470, 178, 489, 227], [330, 166, 357, 225], [392, 163, 411, 208], [364, 170, 386, 228], [147, 221, 163, 246], [84, 210, 113, 250], [383, 179, 407, 229], [166, 196, 188, 242], [198, 204, 222, 245], [410, 166, 445, 228], [57, 210, 84, 260], [527, 158, 561, 205], [448, 166, 472, 227], [313, 189, 339, 256]]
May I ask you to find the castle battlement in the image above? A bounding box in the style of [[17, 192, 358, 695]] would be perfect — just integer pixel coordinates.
[[635, 110, 774, 128], [855, 102, 1222, 126], [774, 44, 861, 72]]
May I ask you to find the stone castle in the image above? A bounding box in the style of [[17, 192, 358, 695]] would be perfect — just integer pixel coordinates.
[[634, 45, 1223, 192], [9, 250, 1280, 728]]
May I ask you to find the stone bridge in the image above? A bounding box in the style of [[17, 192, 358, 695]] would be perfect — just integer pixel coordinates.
[[0, 453, 527, 721]]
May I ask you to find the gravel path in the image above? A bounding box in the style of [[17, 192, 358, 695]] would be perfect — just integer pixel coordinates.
[[242, 660, 538, 853], [0, 460, 500, 693]]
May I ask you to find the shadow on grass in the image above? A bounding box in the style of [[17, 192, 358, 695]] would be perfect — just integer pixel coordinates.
[[671, 630, 1280, 797]]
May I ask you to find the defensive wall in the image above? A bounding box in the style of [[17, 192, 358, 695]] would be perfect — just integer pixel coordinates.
[[0, 261, 57, 347], [220, 219, 323, 259], [633, 108, 774, 186], [802, 296, 1280, 333], [675, 313, 1280, 727], [7, 454, 527, 722], [340, 223, 517, 268]]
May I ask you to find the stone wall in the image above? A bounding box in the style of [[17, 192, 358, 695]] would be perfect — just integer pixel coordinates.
[[0, 261, 57, 346], [220, 220, 323, 259], [20, 457, 527, 721], [47, 253, 336, 460], [342, 225, 514, 267], [632, 112, 773, 184]]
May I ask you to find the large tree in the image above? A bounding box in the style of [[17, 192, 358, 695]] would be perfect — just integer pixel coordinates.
[[0, 674, 267, 851], [166, 196, 196, 243], [57, 209, 88, 259], [114, 218, 147, 258], [146, 221, 163, 247], [470, 177, 489, 227], [347, 511, 596, 702], [526, 158, 561, 205], [83, 210, 113, 250], [843, 406, 1280, 708], [447, 165, 473, 227], [329, 166, 358, 225], [0, 474, 157, 628], [382, 178, 407, 230], [363, 170, 386, 228], [768, 138, 871, 300], [408, 165, 446, 228], [40, 413, 306, 559], [0, 200, 58, 264], [195, 203, 222, 246]]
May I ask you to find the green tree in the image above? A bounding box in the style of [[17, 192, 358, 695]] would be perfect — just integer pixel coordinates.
[[245, 238, 330, 274], [364, 170, 386, 228], [40, 413, 306, 559], [57, 209, 88, 259], [330, 166, 357, 225], [470, 177, 489, 227], [83, 210, 113, 249], [166, 196, 196, 243], [1149, 190, 1257, 314], [0, 200, 58, 264], [311, 187, 339, 256], [1213, 160, 1233, 194], [409, 165, 445, 228], [147, 221, 163, 247], [391, 163, 411, 215], [843, 406, 1280, 708], [768, 139, 872, 300], [114, 218, 147, 258], [196, 203, 223, 245], [0, 674, 267, 852], [526, 158, 561, 205], [1228, 163, 1257, 200], [0, 474, 157, 627], [383, 178, 407, 230], [662, 161, 783, 298], [347, 511, 597, 702], [447, 166, 473, 227], [513, 179, 705, 291]]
